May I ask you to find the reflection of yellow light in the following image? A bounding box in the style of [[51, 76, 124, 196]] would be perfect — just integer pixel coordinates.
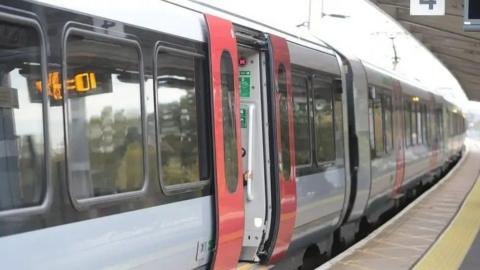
[[453, 108, 458, 114], [412, 96, 420, 102], [35, 72, 97, 100]]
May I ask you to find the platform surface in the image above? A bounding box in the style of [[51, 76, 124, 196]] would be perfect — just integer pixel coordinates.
[[319, 140, 480, 270]]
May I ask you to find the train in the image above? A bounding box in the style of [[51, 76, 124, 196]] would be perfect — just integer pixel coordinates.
[[0, 1, 466, 269]]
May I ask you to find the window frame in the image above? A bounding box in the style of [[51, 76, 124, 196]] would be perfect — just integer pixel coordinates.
[[0, 12, 52, 218], [153, 43, 210, 195], [62, 27, 148, 210]]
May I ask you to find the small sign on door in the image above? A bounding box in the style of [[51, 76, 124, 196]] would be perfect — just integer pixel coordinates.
[[410, 0, 445, 16]]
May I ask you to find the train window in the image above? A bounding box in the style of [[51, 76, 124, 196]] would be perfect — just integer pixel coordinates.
[[278, 64, 291, 179], [383, 95, 393, 153], [292, 73, 311, 166], [221, 51, 238, 192], [65, 32, 144, 200], [313, 77, 335, 163], [0, 21, 45, 211], [373, 94, 384, 157], [404, 100, 412, 147], [411, 102, 418, 144], [156, 50, 208, 187]]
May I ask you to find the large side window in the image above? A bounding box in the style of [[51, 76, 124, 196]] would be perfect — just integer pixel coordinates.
[[220, 51, 238, 192], [313, 77, 335, 163], [0, 21, 45, 211], [156, 49, 208, 187], [66, 32, 144, 200], [278, 64, 291, 179], [292, 73, 311, 166]]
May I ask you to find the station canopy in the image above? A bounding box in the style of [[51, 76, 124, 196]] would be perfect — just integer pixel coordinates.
[[373, 0, 480, 101]]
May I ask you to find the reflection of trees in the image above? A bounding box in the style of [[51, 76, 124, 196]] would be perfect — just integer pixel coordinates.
[[294, 101, 310, 165], [315, 110, 334, 162], [159, 89, 199, 185], [87, 106, 142, 195]]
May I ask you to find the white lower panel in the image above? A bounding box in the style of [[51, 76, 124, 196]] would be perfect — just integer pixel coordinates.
[[0, 196, 213, 270]]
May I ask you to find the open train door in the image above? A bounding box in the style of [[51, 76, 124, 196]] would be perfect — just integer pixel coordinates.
[[263, 34, 297, 263], [205, 15, 245, 270]]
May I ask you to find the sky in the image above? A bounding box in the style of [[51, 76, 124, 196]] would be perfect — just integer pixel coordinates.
[[190, 0, 479, 113]]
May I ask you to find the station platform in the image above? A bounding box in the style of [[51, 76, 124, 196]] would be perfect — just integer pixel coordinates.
[[319, 139, 480, 270]]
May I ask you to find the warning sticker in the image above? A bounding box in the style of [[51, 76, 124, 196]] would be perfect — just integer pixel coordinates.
[[239, 71, 251, 98], [240, 107, 248, 129]]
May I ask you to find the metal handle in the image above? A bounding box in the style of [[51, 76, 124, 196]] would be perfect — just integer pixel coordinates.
[[245, 105, 255, 201]]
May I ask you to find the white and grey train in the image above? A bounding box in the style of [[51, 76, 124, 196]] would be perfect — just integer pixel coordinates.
[[0, 1, 466, 269]]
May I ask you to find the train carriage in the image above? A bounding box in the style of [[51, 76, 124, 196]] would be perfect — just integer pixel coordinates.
[[0, 1, 466, 270]]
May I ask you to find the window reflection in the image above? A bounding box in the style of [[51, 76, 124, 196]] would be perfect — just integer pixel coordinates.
[[292, 74, 310, 166], [278, 64, 291, 180], [0, 22, 44, 210], [221, 51, 238, 193], [66, 34, 144, 199], [157, 52, 201, 186], [313, 78, 335, 163]]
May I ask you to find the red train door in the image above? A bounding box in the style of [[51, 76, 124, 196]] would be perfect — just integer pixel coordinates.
[[392, 80, 405, 196], [205, 15, 244, 270], [267, 34, 297, 263]]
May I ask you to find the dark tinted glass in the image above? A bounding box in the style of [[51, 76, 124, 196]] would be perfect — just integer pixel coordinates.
[[221, 51, 238, 193], [157, 52, 203, 186], [469, 1, 480, 19], [66, 34, 143, 199], [313, 78, 335, 163], [292, 74, 310, 165], [278, 64, 291, 180], [0, 22, 45, 210]]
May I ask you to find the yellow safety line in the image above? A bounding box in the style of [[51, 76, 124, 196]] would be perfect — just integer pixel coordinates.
[[414, 174, 480, 270]]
